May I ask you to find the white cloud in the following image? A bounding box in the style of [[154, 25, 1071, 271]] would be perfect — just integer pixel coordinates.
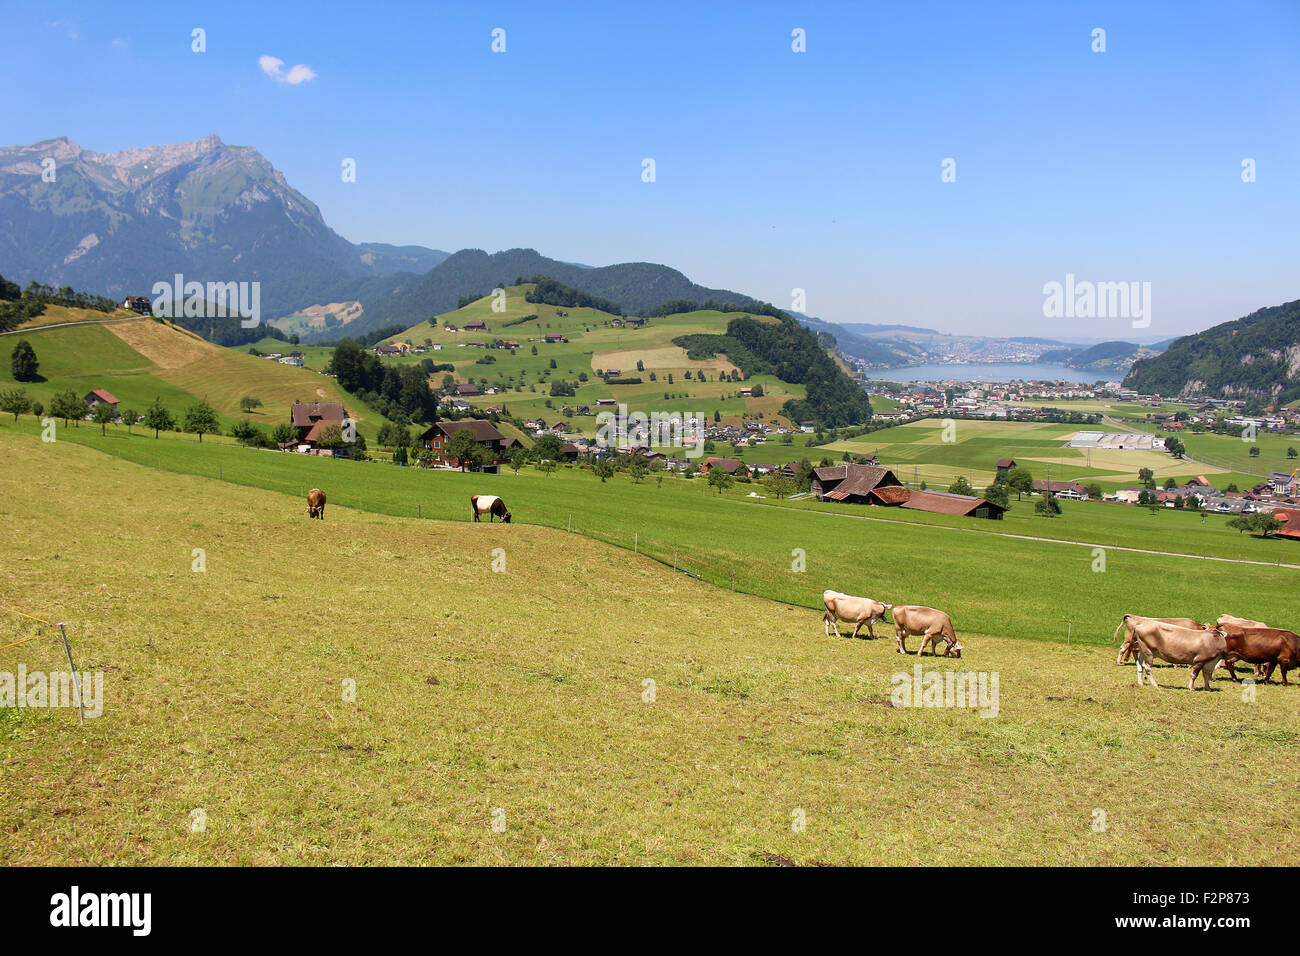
[[259, 55, 317, 85]]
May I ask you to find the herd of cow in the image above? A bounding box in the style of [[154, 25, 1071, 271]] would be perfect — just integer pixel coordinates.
[[305, 489, 1293, 692], [822, 590, 1298, 692]]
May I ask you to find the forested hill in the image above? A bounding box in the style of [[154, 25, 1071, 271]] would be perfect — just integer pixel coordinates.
[[673, 309, 872, 427], [1123, 299, 1300, 403]]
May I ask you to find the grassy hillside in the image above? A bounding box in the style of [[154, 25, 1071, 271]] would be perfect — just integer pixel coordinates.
[[0, 314, 391, 430], [378, 284, 810, 431], [2, 428, 1296, 865]]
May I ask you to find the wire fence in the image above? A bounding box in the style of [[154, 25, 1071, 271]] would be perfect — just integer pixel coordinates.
[[0, 600, 86, 721]]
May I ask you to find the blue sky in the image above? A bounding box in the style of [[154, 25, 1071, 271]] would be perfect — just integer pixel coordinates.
[[3, 0, 1298, 338]]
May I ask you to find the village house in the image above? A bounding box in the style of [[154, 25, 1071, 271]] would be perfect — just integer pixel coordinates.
[[455, 383, 482, 397], [464, 321, 487, 332], [83, 388, 120, 410], [418, 419, 509, 471], [995, 458, 1017, 477], [700, 457, 747, 477], [545, 334, 568, 343]]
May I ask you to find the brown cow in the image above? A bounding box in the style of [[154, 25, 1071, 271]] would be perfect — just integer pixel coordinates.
[[822, 590, 892, 640], [1132, 621, 1226, 690], [893, 605, 962, 658], [1114, 616, 1205, 665], [470, 494, 511, 523], [1211, 621, 1300, 685], [307, 488, 326, 520]]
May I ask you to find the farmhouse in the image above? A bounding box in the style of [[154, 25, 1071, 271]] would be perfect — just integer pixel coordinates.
[[290, 400, 346, 446], [701, 457, 747, 476], [545, 334, 568, 343], [811, 464, 904, 503], [464, 321, 487, 331], [418, 419, 509, 471], [83, 388, 119, 409], [995, 458, 1017, 476], [455, 383, 482, 397], [1033, 479, 1089, 500]]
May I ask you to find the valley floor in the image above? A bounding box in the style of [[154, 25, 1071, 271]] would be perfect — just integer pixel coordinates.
[[1, 432, 1296, 865]]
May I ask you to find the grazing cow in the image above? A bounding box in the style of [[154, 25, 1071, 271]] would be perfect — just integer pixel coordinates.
[[893, 605, 962, 658], [307, 488, 326, 520], [470, 494, 511, 523], [822, 590, 892, 640], [1211, 621, 1300, 685], [1114, 616, 1205, 665], [1131, 620, 1226, 690]]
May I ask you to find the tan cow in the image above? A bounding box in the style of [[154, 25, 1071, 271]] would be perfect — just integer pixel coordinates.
[[307, 488, 326, 520], [1131, 620, 1226, 690], [822, 590, 892, 640], [893, 605, 962, 658], [1114, 616, 1205, 665]]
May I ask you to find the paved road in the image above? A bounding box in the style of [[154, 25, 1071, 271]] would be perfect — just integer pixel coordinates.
[[0, 316, 140, 335], [753, 499, 1300, 570]]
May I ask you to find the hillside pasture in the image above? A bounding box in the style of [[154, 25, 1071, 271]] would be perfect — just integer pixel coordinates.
[[2, 429, 1297, 866], [0, 318, 391, 430]]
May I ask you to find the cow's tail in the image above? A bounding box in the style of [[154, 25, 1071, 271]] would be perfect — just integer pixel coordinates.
[[1111, 616, 1130, 645]]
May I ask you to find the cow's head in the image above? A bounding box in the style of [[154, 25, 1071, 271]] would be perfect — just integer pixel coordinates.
[[946, 639, 963, 658], [502, 510, 512, 523]]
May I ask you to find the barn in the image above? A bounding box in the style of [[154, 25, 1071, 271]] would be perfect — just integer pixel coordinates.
[[901, 489, 1007, 520]]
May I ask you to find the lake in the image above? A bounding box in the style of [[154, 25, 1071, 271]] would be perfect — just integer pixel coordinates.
[[866, 363, 1100, 384]]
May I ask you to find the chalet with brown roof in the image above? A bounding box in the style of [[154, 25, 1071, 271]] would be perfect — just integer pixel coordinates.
[[464, 321, 487, 331], [418, 419, 509, 471], [290, 400, 346, 445], [701, 457, 747, 476], [455, 383, 482, 396], [995, 458, 1017, 476]]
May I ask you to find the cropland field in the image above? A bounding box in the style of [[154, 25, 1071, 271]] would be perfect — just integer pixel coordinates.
[[368, 285, 805, 433], [1, 316, 390, 430], [2, 429, 1297, 865], [817, 417, 1293, 491]]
